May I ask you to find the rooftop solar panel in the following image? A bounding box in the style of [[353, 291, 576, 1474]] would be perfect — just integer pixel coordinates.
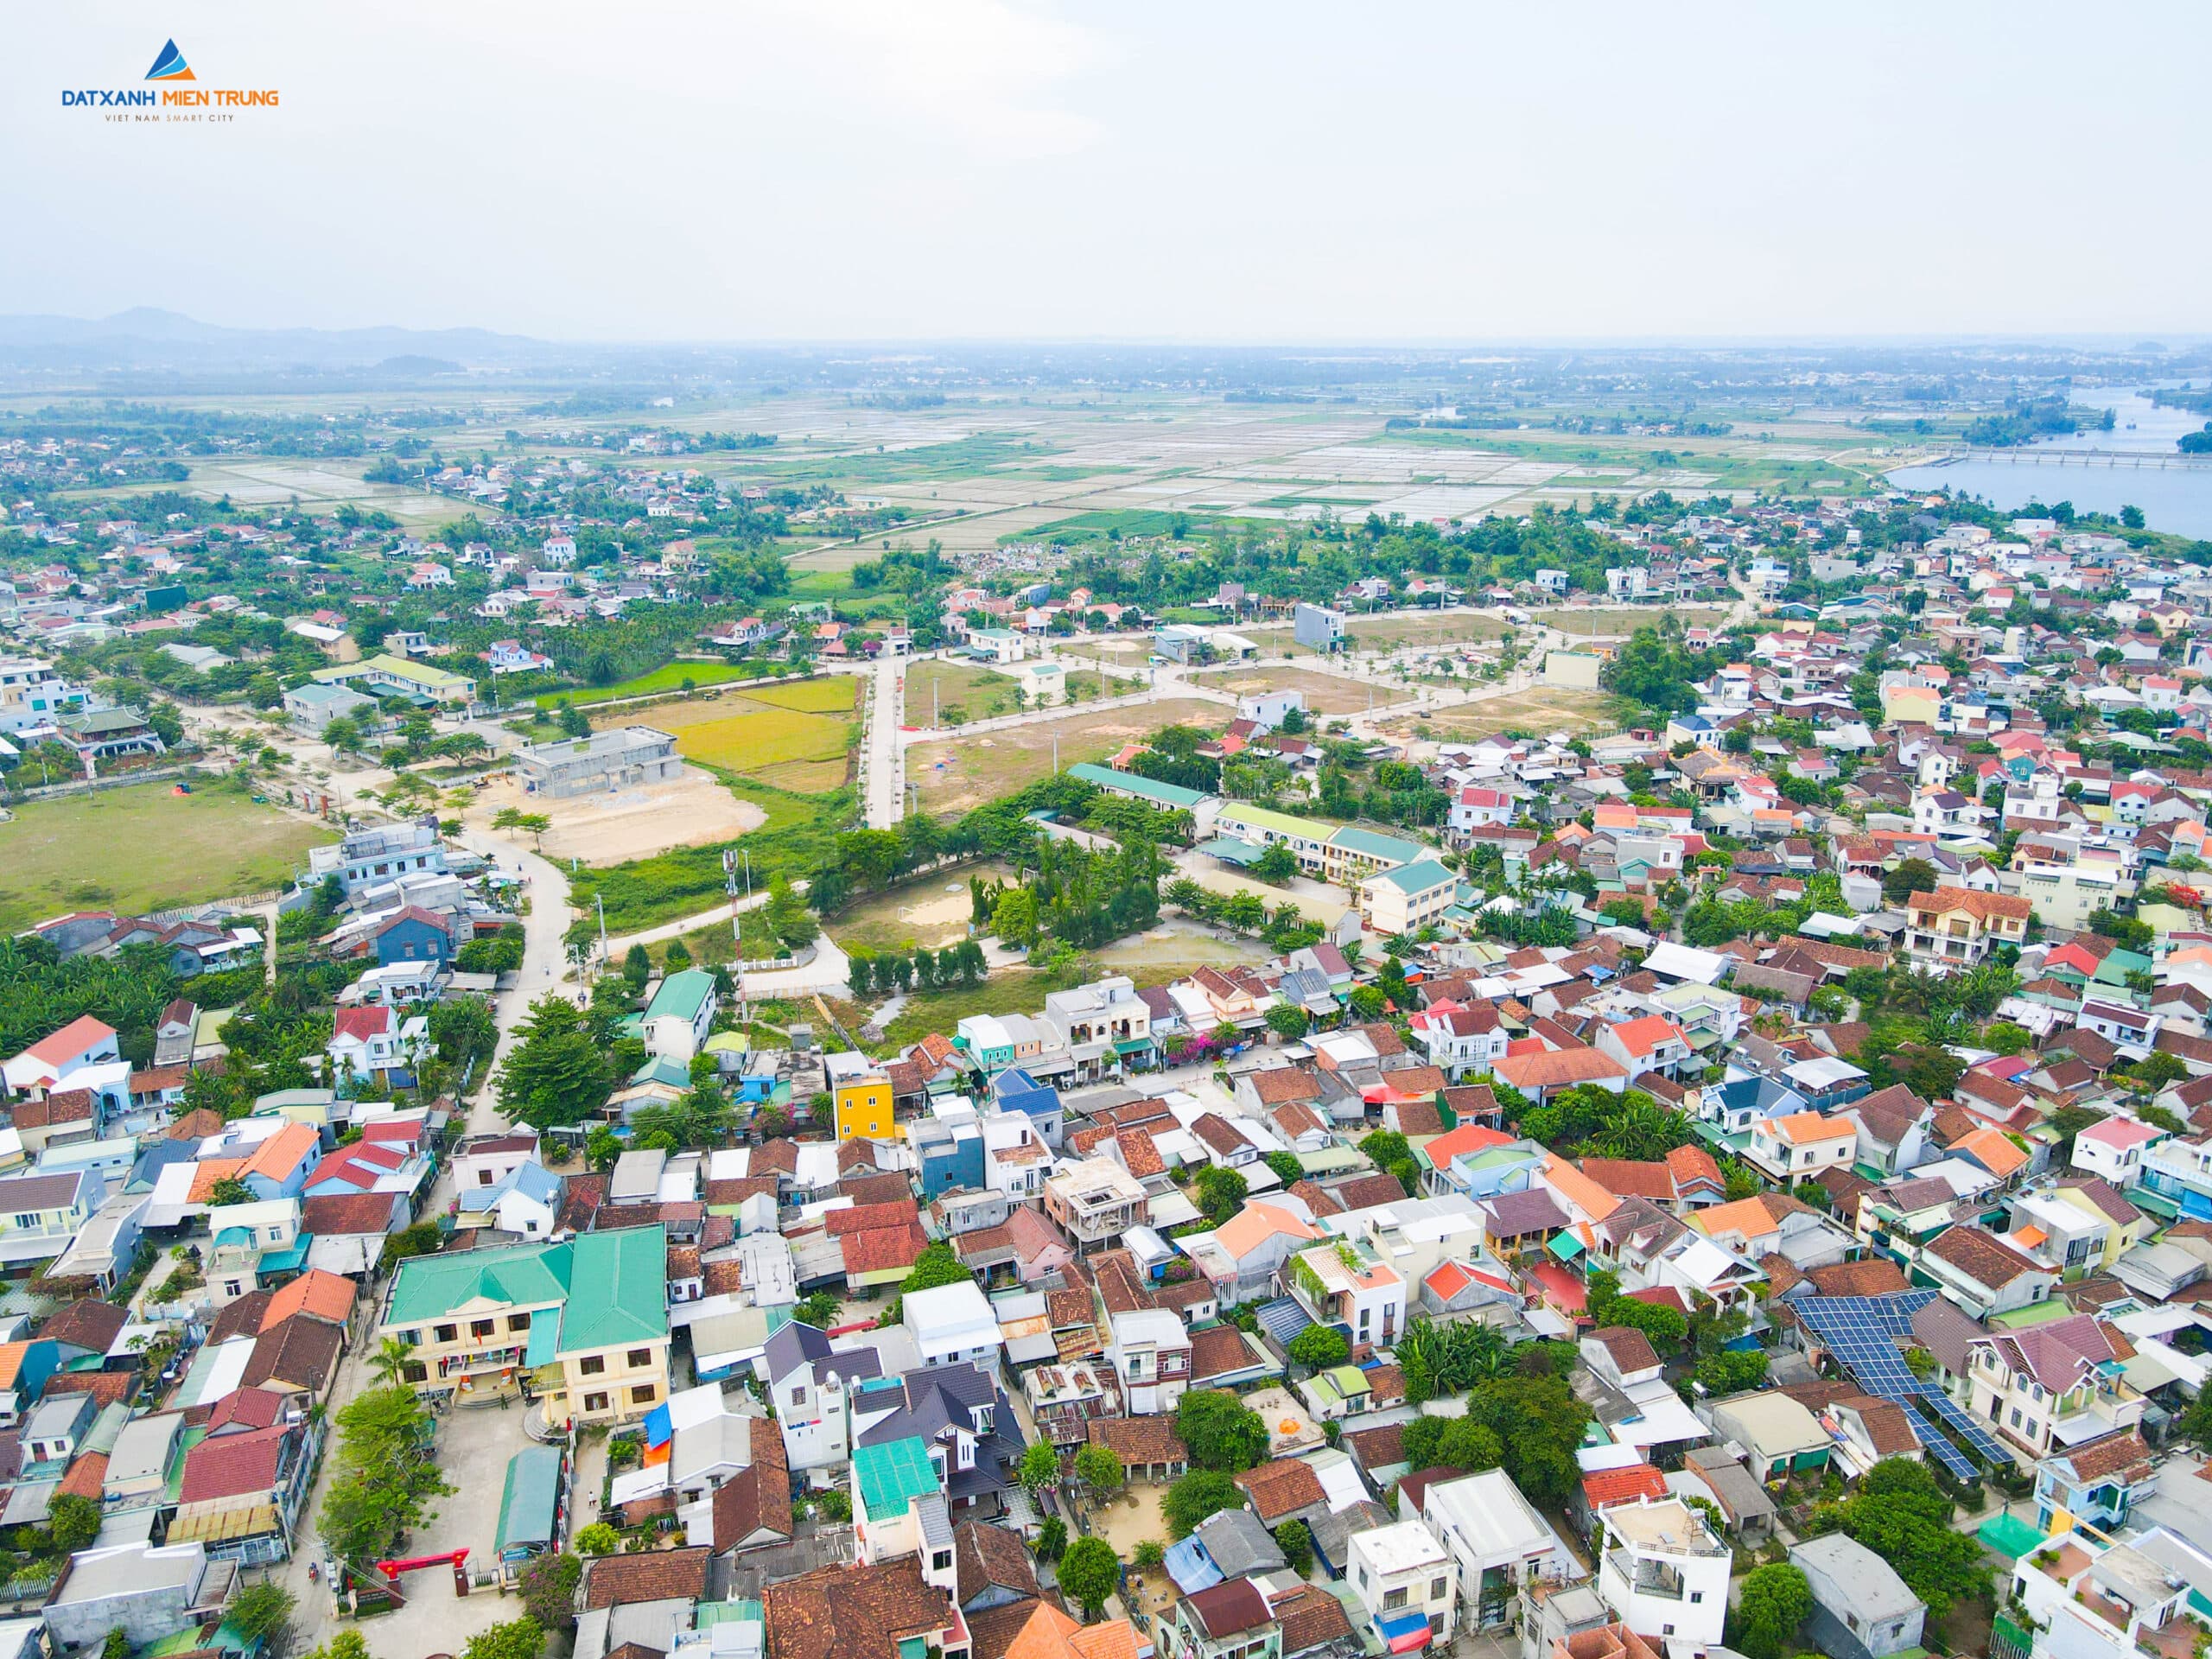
[[1792, 1289, 1995, 1478]]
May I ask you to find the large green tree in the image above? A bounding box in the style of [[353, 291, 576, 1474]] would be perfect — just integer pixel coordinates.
[[1806, 1457, 1990, 1619], [495, 995, 612, 1128], [1058, 1535, 1121, 1618], [1162, 1470, 1243, 1539], [1175, 1389, 1269, 1471]]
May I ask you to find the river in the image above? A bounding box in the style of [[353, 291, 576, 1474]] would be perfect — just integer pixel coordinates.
[[1887, 384, 2212, 539]]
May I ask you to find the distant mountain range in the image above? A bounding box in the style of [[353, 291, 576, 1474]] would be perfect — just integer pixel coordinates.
[[0, 308, 565, 374]]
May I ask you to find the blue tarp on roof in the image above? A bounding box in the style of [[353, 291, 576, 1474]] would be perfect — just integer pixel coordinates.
[[643, 1402, 675, 1449], [1163, 1536, 1223, 1595]]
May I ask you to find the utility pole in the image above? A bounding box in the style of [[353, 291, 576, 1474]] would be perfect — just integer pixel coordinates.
[[595, 893, 607, 970], [1052, 734, 1059, 774]]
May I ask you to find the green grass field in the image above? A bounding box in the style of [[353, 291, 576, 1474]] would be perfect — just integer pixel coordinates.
[[535, 660, 767, 710], [595, 682, 859, 795], [0, 781, 333, 931]]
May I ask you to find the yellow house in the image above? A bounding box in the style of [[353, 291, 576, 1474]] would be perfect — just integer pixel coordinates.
[[836, 1072, 893, 1141], [1880, 681, 1942, 725], [2050, 1179, 2149, 1270]]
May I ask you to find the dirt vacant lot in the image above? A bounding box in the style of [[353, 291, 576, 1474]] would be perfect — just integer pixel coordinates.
[[907, 696, 1221, 815], [1384, 686, 1622, 740], [1188, 664, 1376, 716], [1549, 605, 1726, 636], [468, 766, 766, 863]]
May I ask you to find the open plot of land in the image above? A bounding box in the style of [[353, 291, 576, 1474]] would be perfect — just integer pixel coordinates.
[[1386, 686, 1624, 740], [1187, 664, 1377, 716], [536, 660, 772, 710], [597, 690, 855, 794], [175, 457, 477, 525], [1549, 606, 1726, 637], [828, 862, 1018, 955], [466, 766, 764, 864], [904, 659, 1015, 725], [0, 781, 332, 931], [907, 696, 1221, 816], [1086, 923, 1270, 985]]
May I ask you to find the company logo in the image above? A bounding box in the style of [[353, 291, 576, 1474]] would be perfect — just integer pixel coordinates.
[[145, 39, 194, 82], [62, 41, 277, 116]]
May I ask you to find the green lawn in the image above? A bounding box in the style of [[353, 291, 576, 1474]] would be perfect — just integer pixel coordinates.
[[535, 660, 769, 711], [0, 780, 334, 931], [877, 966, 1086, 1049]]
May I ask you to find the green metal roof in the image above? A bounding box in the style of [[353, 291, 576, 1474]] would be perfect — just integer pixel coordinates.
[[496, 1444, 564, 1556], [1067, 762, 1211, 810], [1978, 1512, 2049, 1560], [1365, 859, 1456, 896], [1328, 825, 1430, 865], [385, 1226, 667, 1356], [1197, 836, 1266, 867], [646, 968, 717, 1024], [524, 1308, 562, 1368], [855, 1435, 941, 1522], [560, 1227, 671, 1353], [1217, 803, 1335, 842]]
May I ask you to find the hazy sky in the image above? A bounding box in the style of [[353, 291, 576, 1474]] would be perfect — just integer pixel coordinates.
[[9, 3, 2210, 342]]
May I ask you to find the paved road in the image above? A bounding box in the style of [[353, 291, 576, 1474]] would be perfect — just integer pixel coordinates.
[[862, 652, 906, 828], [605, 889, 767, 957]]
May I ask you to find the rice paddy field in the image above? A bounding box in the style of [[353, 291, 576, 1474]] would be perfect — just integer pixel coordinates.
[[594, 677, 861, 792]]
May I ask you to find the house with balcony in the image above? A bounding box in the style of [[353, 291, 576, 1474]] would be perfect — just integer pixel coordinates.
[[1922, 1224, 2059, 1319], [1286, 1238, 1405, 1351], [1593, 1018, 1694, 1085], [2006, 1528, 2209, 1659], [1421, 1469, 1575, 1630], [1044, 1157, 1148, 1256], [2035, 1429, 2158, 1534], [1904, 887, 2031, 975], [2069, 1116, 2165, 1189], [1743, 1112, 1857, 1186], [0, 1168, 103, 1268], [378, 1224, 670, 1426], [1041, 977, 1153, 1079], [1592, 1497, 1730, 1650], [1164, 1580, 1282, 1659], [1965, 1314, 2143, 1461], [2137, 1132, 2212, 1224], [1408, 1001, 1510, 1081], [2008, 1178, 2146, 1278], [1348, 1519, 1458, 1649], [1109, 1307, 1192, 1415]]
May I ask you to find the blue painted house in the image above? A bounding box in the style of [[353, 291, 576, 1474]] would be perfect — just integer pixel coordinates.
[[990, 1069, 1064, 1151], [369, 906, 456, 968], [911, 1113, 983, 1200]]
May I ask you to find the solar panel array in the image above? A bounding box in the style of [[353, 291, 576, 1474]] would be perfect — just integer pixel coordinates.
[[1792, 1291, 2011, 1479]]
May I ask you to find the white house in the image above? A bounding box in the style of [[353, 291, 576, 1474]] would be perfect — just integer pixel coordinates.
[[1421, 1469, 1574, 1631], [1107, 1308, 1192, 1416], [1349, 1519, 1458, 1646], [900, 1280, 1003, 1371], [1592, 1497, 1731, 1649]]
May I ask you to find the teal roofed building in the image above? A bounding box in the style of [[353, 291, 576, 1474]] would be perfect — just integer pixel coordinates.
[[642, 968, 719, 1064], [380, 1224, 671, 1426], [1358, 858, 1459, 936], [851, 1433, 949, 1567], [1066, 763, 1219, 835]]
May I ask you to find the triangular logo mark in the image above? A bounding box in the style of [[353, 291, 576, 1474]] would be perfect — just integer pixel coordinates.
[[146, 40, 194, 81]]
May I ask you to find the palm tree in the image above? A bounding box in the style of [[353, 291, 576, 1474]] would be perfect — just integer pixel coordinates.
[[368, 1338, 415, 1389]]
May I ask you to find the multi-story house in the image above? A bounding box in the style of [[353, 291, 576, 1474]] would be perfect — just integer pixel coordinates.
[[0, 655, 87, 733], [1965, 1314, 2143, 1460], [0, 1168, 103, 1268], [1408, 1001, 1509, 1080], [1744, 1111, 1857, 1185], [2033, 1430, 2158, 1534], [1044, 1157, 1147, 1255], [1107, 1308, 1191, 1415], [1593, 1017, 1694, 1084], [1904, 886, 2031, 974], [1350, 1519, 1458, 1648], [834, 1066, 894, 1142], [759, 1319, 883, 1472], [306, 821, 449, 897], [1592, 1497, 1731, 1649], [2137, 1132, 2212, 1224], [378, 1225, 670, 1425], [1286, 1238, 1405, 1350], [1423, 1469, 1576, 1630], [1040, 977, 1151, 1081], [1163, 1580, 1281, 1659]]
